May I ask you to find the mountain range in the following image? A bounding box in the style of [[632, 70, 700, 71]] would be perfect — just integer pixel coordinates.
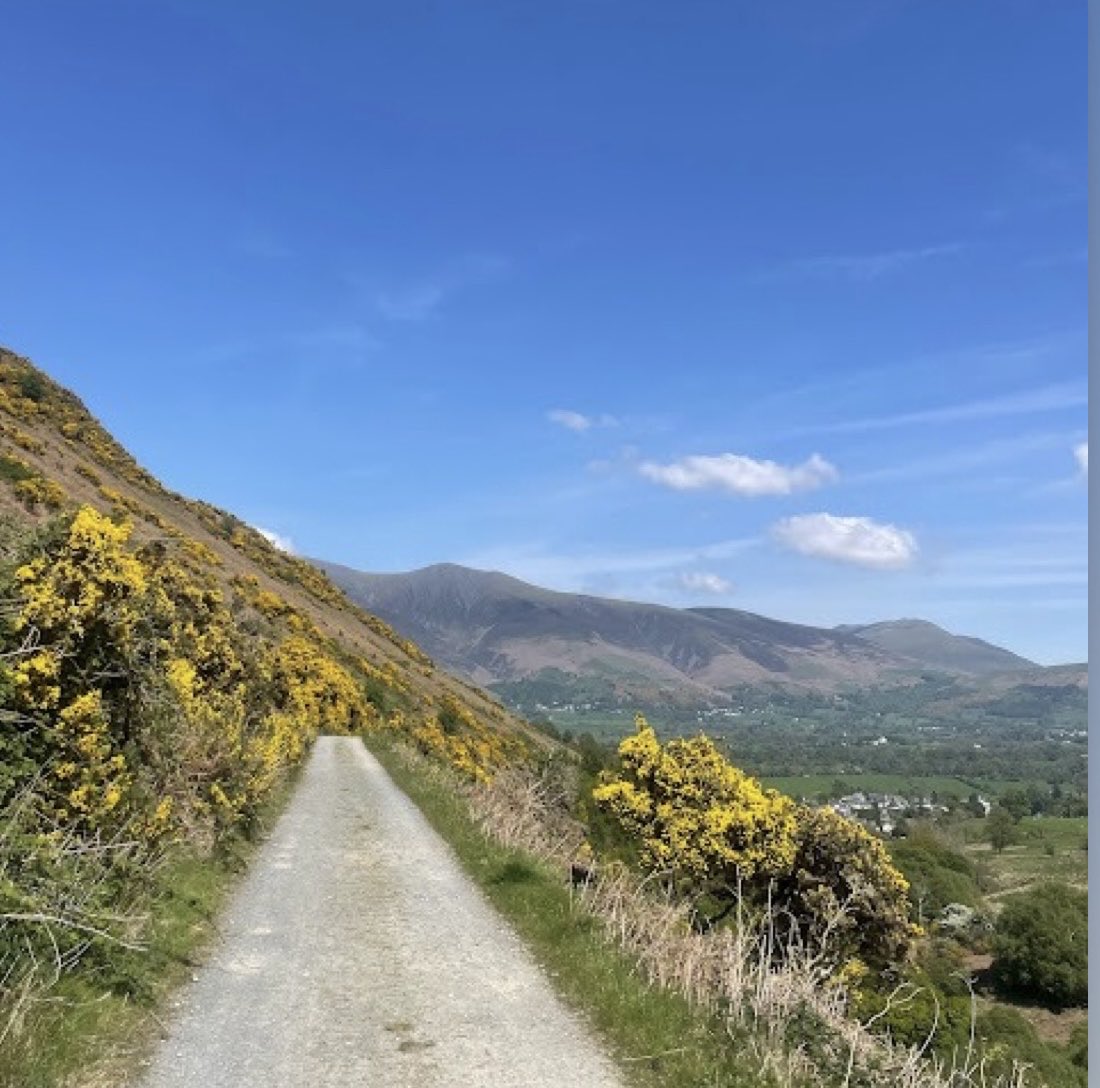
[[316, 561, 1072, 709]]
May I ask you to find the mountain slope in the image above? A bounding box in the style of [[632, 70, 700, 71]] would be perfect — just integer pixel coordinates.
[[0, 348, 541, 771], [316, 560, 920, 702], [834, 618, 1036, 675]]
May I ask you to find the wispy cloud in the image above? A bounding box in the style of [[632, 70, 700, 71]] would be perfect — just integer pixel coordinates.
[[929, 542, 1086, 591], [254, 526, 296, 554], [372, 254, 510, 322], [765, 243, 963, 282], [793, 381, 1087, 437], [1074, 442, 1087, 474], [460, 537, 759, 593], [193, 322, 378, 370], [846, 431, 1081, 486], [1022, 247, 1088, 270], [675, 571, 734, 595], [640, 452, 837, 497], [547, 409, 619, 433], [773, 513, 918, 570]]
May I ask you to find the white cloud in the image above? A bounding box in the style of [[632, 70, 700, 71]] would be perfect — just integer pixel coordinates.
[[676, 571, 734, 595], [254, 526, 296, 554], [639, 452, 837, 497], [1074, 442, 1087, 473], [548, 409, 593, 432], [547, 409, 618, 432], [772, 513, 918, 570]]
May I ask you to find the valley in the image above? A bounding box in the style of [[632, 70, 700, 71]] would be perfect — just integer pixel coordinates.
[[320, 560, 1088, 809]]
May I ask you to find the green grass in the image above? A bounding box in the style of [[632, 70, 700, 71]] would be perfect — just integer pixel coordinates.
[[364, 733, 776, 1088], [0, 777, 298, 1088], [956, 816, 1088, 898], [0, 455, 34, 483], [761, 773, 1030, 801]]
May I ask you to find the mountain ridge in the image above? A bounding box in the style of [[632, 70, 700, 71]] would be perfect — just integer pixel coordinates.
[[0, 348, 544, 769], [315, 560, 1060, 707]]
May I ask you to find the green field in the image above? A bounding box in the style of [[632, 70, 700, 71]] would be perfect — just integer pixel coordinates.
[[761, 773, 1032, 801], [954, 816, 1088, 899]]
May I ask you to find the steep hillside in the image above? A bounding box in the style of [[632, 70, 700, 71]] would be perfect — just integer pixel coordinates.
[[316, 560, 917, 703], [0, 349, 542, 776], [834, 618, 1036, 675]]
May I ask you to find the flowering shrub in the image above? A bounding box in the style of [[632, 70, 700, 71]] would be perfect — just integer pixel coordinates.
[[13, 475, 65, 510], [593, 715, 796, 888], [594, 716, 915, 965]]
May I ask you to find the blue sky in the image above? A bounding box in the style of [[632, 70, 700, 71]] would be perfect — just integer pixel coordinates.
[[0, 2, 1087, 663]]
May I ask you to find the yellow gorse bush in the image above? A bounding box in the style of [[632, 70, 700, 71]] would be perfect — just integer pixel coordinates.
[[595, 715, 915, 965], [14, 507, 147, 710], [4, 507, 374, 839], [594, 714, 797, 884]]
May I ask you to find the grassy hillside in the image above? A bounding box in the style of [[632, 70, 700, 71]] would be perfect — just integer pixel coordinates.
[[0, 348, 543, 1083]]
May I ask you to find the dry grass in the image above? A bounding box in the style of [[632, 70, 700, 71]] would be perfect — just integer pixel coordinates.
[[467, 759, 1034, 1088], [0, 785, 154, 1054]]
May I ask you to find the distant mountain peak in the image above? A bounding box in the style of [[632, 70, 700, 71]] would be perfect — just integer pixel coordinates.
[[836, 619, 1035, 675]]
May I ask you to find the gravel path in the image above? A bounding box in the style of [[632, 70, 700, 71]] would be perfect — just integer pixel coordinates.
[[139, 736, 626, 1087]]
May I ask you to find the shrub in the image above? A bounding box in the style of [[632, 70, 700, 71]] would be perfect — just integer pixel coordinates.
[[975, 1005, 1086, 1087], [17, 371, 47, 402], [0, 454, 34, 483], [593, 716, 915, 964], [774, 805, 916, 966], [14, 475, 66, 510], [987, 807, 1017, 852], [889, 832, 981, 918], [992, 881, 1087, 1007], [593, 715, 797, 894]]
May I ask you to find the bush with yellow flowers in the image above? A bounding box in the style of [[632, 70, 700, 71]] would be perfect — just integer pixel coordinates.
[[773, 804, 918, 967], [593, 715, 797, 890], [594, 715, 915, 966]]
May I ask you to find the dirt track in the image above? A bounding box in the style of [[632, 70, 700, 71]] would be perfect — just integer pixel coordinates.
[[139, 736, 625, 1087]]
